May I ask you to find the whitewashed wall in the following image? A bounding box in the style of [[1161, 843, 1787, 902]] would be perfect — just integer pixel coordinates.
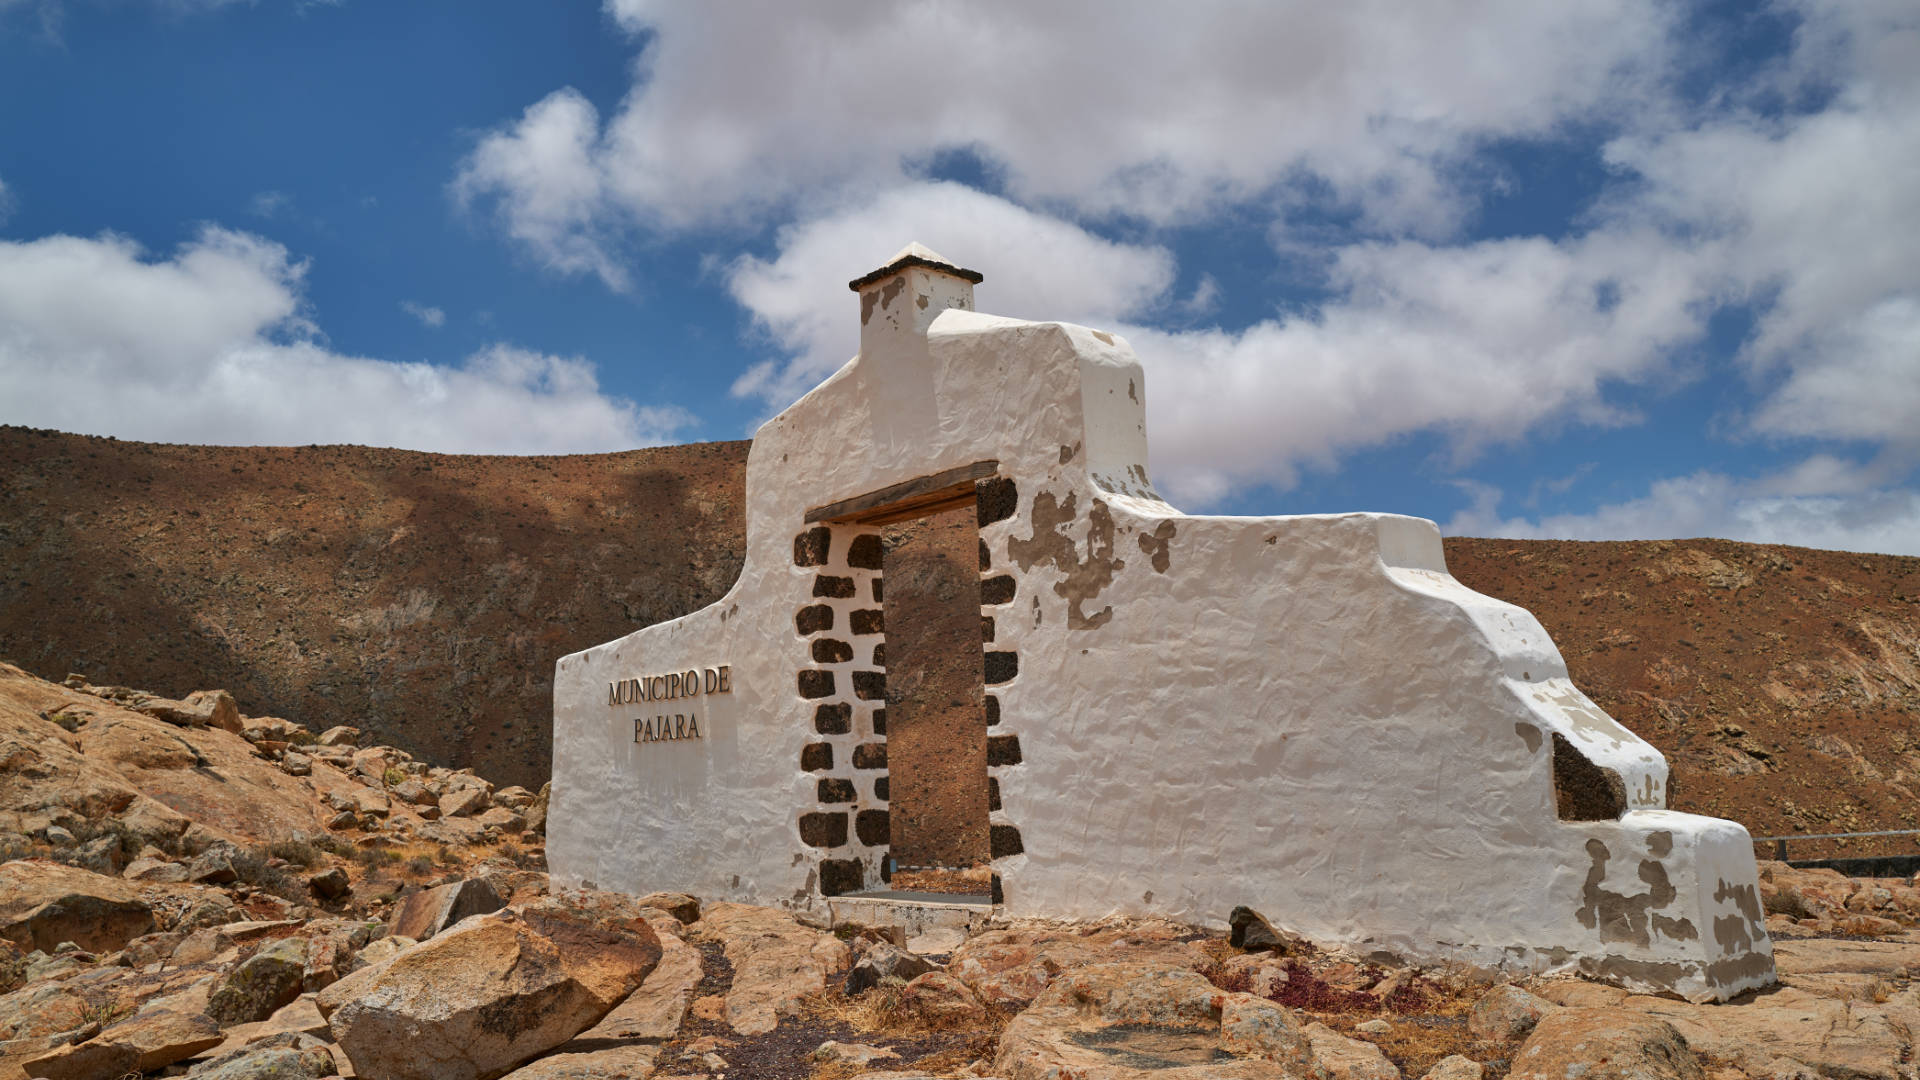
[[550, 250, 1774, 1002]]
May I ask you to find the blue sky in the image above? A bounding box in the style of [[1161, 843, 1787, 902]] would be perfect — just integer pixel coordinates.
[[2, 0, 1916, 554]]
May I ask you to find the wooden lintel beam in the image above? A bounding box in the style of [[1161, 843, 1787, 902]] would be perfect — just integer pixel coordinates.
[[805, 460, 999, 524]]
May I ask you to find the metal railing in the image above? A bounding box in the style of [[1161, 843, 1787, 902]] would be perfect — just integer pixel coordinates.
[[1749, 828, 1920, 862]]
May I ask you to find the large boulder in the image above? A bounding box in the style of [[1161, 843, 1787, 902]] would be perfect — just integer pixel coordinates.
[[570, 930, 701, 1042], [949, 921, 1210, 1008], [1509, 1010, 1702, 1080], [0, 861, 154, 953], [389, 877, 503, 942], [316, 905, 661, 1080]]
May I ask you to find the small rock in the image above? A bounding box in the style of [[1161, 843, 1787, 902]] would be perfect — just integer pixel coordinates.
[[689, 995, 726, 1022], [389, 877, 503, 942], [207, 937, 310, 1025], [636, 891, 700, 924], [1218, 993, 1313, 1066], [42, 825, 76, 847], [1228, 905, 1296, 952], [316, 726, 359, 747], [188, 848, 240, 886], [307, 868, 351, 901], [1303, 1022, 1400, 1080], [1420, 1055, 1484, 1080], [845, 940, 936, 994], [279, 753, 313, 777], [439, 786, 489, 818], [1468, 984, 1557, 1041], [1355, 1018, 1392, 1035], [325, 810, 358, 831], [900, 970, 987, 1023], [123, 856, 190, 883], [813, 1041, 902, 1066]]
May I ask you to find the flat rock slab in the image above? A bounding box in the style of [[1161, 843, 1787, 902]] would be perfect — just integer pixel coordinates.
[[1770, 937, 1920, 976], [994, 963, 1320, 1080], [950, 921, 1211, 1007], [0, 861, 155, 954], [696, 903, 849, 1036]]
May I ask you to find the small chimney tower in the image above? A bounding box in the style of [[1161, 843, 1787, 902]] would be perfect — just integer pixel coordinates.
[[849, 243, 982, 360]]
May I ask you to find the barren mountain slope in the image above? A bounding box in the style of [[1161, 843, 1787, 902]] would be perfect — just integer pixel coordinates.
[[0, 427, 749, 789], [1447, 537, 1920, 855]]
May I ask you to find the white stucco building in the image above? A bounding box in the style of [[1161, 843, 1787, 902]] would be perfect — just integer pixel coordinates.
[[550, 245, 1774, 1002]]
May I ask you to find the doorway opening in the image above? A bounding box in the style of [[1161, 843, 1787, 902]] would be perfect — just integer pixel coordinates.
[[877, 500, 993, 899]]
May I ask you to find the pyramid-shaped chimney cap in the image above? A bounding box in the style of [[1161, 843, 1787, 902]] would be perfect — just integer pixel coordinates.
[[847, 242, 984, 291]]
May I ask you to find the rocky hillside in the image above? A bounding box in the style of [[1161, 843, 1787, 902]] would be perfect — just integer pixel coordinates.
[[0, 427, 749, 791], [2, 426, 1917, 852], [4, 661, 1920, 1080], [1448, 538, 1920, 856]]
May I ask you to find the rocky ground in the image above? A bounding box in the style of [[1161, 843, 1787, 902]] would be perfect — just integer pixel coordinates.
[[4, 663, 1920, 1079]]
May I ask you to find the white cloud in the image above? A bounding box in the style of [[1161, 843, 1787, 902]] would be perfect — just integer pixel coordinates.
[[1443, 465, 1920, 557], [0, 228, 693, 452], [454, 0, 1919, 539], [461, 1, 1674, 257], [400, 300, 446, 328]]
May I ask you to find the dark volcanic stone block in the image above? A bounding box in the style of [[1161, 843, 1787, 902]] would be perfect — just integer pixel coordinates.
[[976, 477, 1017, 527], [811, 638, 854, 663], [818, 778, 855, 803], [987, 734, 1022, 767], [819, 858, 863, 896], [800, 812, 847, 848], [852, 742, 888, 769], [795, 604, 834, 635], [980, 575, 1016, 605], [794, 527, 831, 567], [814, 702, 852, 735], [846, 533, 884, 570], [800, 743, 833, 772], [984, 651, 1018, 684], [814, 575, 856, 599], [852, 670, 886, 700], [850, 609, 884, 635], [990, 824, 1024, 858], [855, 810, 890, 846], [797, 669, 836, 699]]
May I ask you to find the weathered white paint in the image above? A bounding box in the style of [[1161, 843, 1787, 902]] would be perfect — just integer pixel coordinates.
[[550, 244, 1775, 1002]]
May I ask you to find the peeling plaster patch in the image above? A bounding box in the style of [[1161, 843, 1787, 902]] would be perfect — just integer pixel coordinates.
[[1577, 954, 1696, 991], [861, 291, 878, 325], [1092, 330, 1114, 345], [1647, 830, 1673, 858], [1127, 379, 1138, 403], [1514, 723, 1543, 754], [1534, 683, 1636, 751], [1007, 490, 1123, 630], [879, 277, 904, 312], [1705, 949, 1775, 989], [1136, 520, 1177, 573], [1715, 877, 1765, 929], [1652, 914, 1697, 941], [1059, 442, 1079, 465], [1574, 838, 1678, 948], [916, 292, 929, 309]]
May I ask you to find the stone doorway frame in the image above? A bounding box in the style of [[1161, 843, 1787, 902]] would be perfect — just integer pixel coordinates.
[[791, 460, 1026, 904]]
